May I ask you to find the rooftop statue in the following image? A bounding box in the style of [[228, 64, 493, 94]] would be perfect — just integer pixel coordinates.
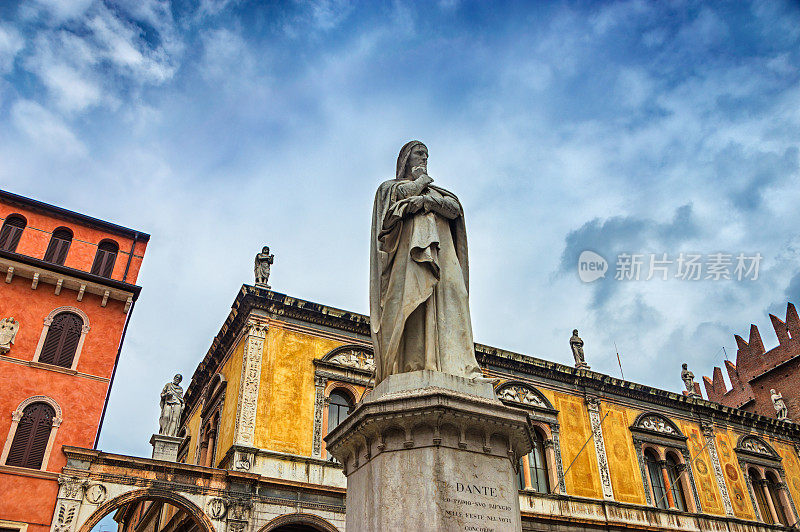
[[369, 141, 487, 385], [255, 246, 274, 289], [570, 329, 590, 369], [771, 389, 788, 421], [681, 363, 699, 397], [159, 374, 185, 437]]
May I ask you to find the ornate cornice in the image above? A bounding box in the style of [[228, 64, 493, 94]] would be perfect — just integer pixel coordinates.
[[182, 286, 800, 442]]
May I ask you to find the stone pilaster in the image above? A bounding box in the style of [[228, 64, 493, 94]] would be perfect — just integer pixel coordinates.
[[311, 374, 327, 457], [50, 476, 87, 532], [633, 441, 653, 506], [225, 496, 253, 532], [586, 397, 614, 500], [550, 423, 566, 494], [233, 318, 268, 446], [702, 422, 735, 516]]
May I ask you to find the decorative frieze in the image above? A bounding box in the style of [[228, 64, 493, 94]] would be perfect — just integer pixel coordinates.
[[586, 397, 614, 500], [638, 415, 677, 435], [234, 319, 267, 446], [498, 384, 547, 408]]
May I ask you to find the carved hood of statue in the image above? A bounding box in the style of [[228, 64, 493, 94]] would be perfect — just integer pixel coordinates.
[[369, 141, 483, 385]]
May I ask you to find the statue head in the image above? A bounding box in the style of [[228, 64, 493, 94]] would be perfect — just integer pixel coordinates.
[[771, 389, 777, 395], [262, 246, 270, 254], [682, 363, 688, 370], [173, 374, 182, 385], [572, 329, 578, 336], [396, 140, 428, 180]]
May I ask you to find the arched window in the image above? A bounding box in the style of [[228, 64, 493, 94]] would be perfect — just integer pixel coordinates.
[[91, 239, 118, 277], [518, 428, 550, 493], [645, 449, 668, 510], [665, 452, 687, 511], [5, 402, 55, 469], [0, 215, 26, 252], [38, 312, 83, 367], [750, 468, 773, 524], [43, 227, 72, 265], [327, 391, 353, 435], [766, 471, 788, 525]]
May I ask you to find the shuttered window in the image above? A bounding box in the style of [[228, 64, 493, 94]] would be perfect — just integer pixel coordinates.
[[0, 215, 26, 252], [43, 228, 72, 265], [39, 312, 83, 368], [6, 402, 55, 469], [91, 240, 118, 278]]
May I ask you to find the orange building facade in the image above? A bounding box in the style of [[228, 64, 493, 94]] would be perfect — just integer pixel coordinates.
[[0, 189, 148, 532]]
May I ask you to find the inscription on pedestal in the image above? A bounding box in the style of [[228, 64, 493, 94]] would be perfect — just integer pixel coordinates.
[[440, 482, 515, 531]]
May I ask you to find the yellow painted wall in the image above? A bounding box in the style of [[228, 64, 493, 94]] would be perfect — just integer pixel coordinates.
[[554, 391, 602, 499], [184, 405, 202, 465], [215, 336, 245, 466], [602, 403, 647, 504], [676, 422, 723, 516], [774, 440, 800, 512], [715, 428, 756, 519], [254, 326, 343, 455]]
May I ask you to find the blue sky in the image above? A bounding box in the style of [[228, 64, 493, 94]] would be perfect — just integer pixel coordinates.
[[2, 0, 799, 484]]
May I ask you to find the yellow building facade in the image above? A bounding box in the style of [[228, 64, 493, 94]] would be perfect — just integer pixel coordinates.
[[165, 285, 800, 531]]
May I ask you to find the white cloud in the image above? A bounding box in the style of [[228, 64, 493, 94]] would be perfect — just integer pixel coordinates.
[[0, 23, 24, 74], [10, 99, 86, 157]]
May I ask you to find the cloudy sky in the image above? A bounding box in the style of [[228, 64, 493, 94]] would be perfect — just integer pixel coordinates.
[[2, 0, 799, 466]]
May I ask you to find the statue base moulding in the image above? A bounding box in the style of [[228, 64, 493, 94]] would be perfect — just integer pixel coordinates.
[[150, 433, 183, 462], [324, 370, 533, 532]]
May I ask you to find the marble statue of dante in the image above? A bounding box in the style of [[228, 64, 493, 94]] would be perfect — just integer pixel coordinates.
[[570, 329, 588, 368], [159, 374, 185, 437], [681, 363, 696, 394], [771, 389, 788, 420], [369, 141, 484, 385], [255, 246, 274, 288]]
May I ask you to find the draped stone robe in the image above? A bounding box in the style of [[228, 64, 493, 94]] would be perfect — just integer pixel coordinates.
[[369, 179, 483, 385]]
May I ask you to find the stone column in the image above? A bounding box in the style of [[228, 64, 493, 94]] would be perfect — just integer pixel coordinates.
[[679, 448, 702, 512], [659, 460, 676, 509], [521, 454, 532, 489], [586, 397, 614, 500], [325, 370, 533, 532], [701, 422, 735, 516], [761, 480, 780, 524]]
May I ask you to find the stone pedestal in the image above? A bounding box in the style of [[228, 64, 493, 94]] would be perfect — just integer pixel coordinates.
[[325, 370, 533, 532], [150, 434, 183, 462]]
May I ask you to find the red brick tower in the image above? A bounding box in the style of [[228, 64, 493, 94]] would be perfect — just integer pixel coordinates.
[[703, 302, 800, 421], [0, 190, 148, 532]]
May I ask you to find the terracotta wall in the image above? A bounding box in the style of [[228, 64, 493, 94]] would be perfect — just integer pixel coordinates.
[[0, 198, 146, 531], [0, 205, 146, 284]]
